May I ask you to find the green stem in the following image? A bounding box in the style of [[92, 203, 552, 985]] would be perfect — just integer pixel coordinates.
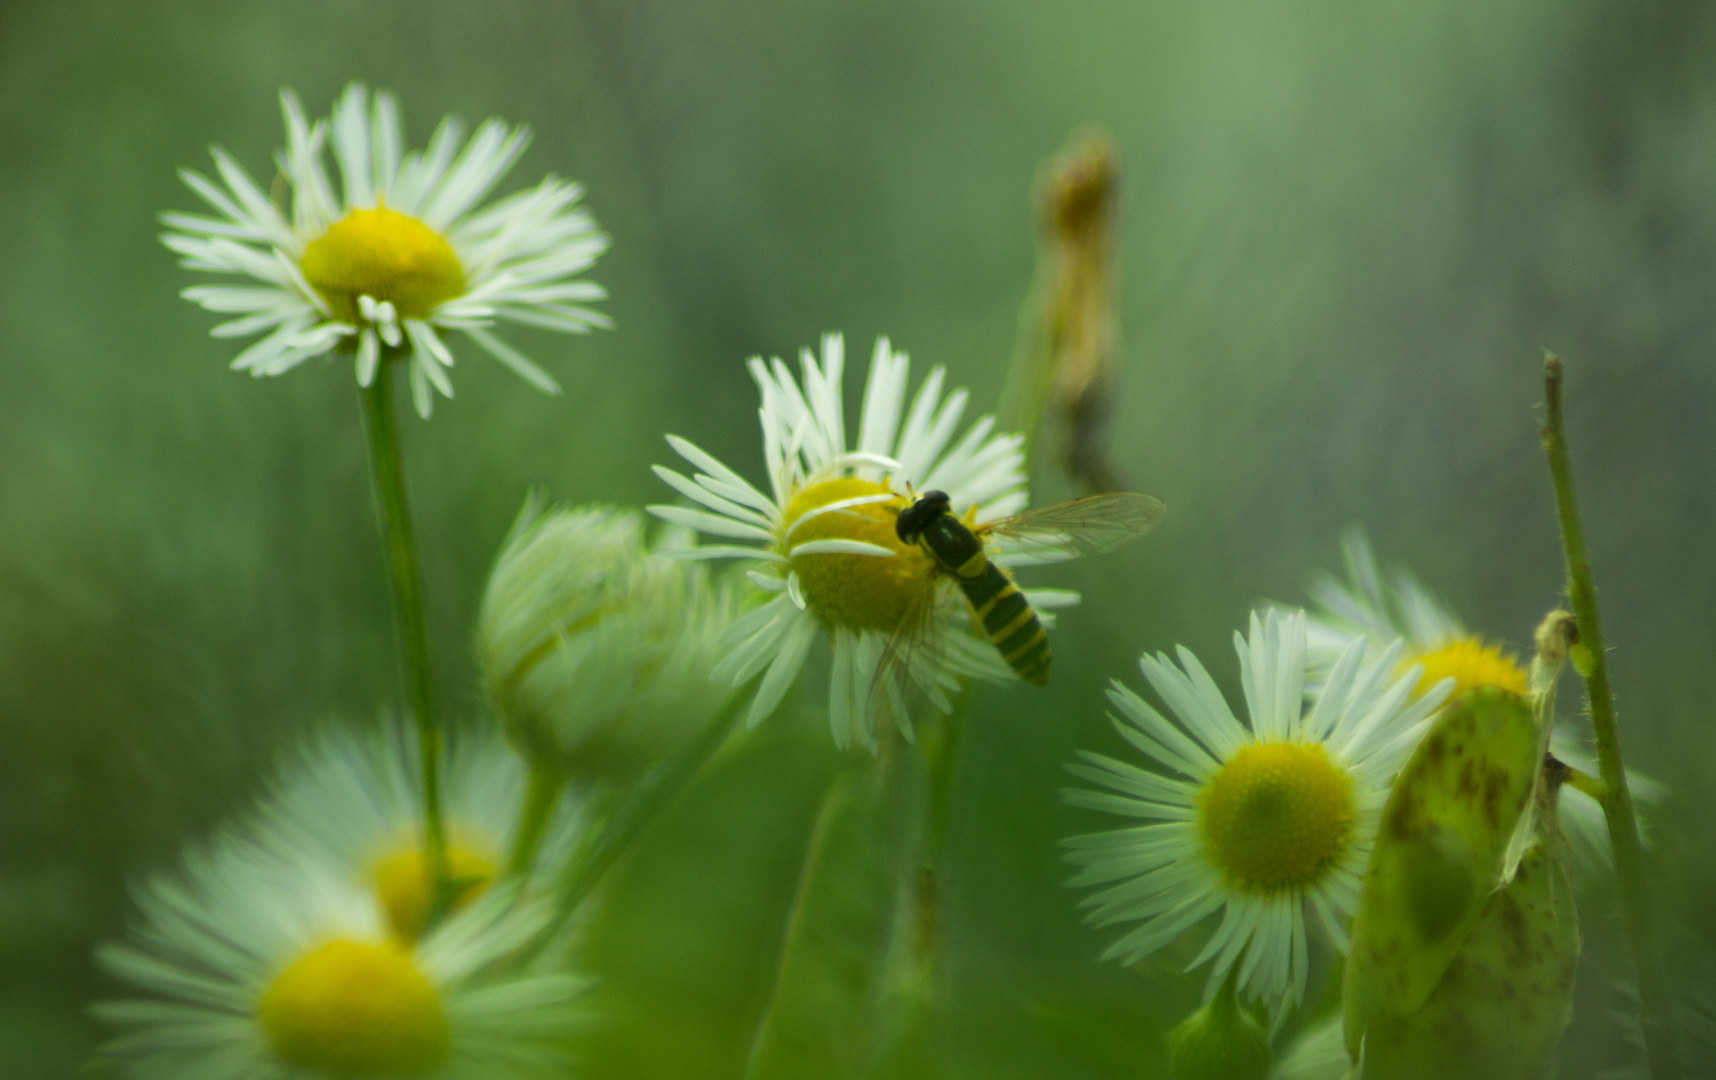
[[1541, 354, 1680, 1079], [361, 360, 449, 909], [507, 763, 567, 877], [914, 688, 971, 966], [1563, 763, 1608, 804], [920, 705, 964, 866], [559, 680, 754, 908]]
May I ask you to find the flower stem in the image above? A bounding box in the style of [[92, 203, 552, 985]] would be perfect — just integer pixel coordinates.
[[507, 763, 567, 877], [919, 687, 970, 880], [1540, 353, 1680, 1079], [878, 689, 973, 1061], [1562, 762, 1608, 803], [361, 360, 449, 912], [559, 680, 755, 908]]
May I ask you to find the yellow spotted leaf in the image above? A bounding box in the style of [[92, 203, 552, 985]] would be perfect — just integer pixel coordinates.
[[1343, 687, 1541, 1059], [1361, 836, 1579, 1080]]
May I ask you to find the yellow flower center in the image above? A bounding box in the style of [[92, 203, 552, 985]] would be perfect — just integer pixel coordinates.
[[299, 205, 465, 324], [259, 938, 448, 1075], [372, 843, 495, 941], [1400, 637, 1527, 702], [1199, 742, 1355, 892], [783, 478, 934, 633]]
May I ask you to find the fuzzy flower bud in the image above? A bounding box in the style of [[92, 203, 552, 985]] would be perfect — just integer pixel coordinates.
[[478, 501, 732, 782]]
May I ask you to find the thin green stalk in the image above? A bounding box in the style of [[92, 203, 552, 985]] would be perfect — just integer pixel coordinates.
[[1541, 353, 1680, 1079], [919, 688, 970, 872], [507, 764, 567, 877], [1563, 763, 1608, 804], [361, 360, 449, 908], [867, 691, 972, 1074], [909, 687, 972, 982], [559, 680, 754, 908]]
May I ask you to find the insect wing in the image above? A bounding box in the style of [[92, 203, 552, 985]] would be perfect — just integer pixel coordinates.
[[980, 492, 1164, 563], [864, 579, 958, 743]]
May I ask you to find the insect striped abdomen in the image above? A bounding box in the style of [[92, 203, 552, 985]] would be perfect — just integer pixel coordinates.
[[959, 561, 1051, 686]]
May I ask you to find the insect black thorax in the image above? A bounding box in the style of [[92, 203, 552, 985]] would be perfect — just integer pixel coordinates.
[[896, 491, 986, 577], [894, 490, 952, 543]]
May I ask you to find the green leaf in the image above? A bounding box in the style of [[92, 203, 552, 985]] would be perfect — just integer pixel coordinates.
[[1344, 687, 1541, 1058], [742, 763, 914, 1080], [1361, 834, 1579, 1080]]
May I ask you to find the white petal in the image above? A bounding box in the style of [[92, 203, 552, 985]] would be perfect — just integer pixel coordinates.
[[746, 612, 818, 728], [652, 466, 773, 528], [1106, 683, 1220, 780], [462, 326, 560, 395], [372, 90, 402, 199], [355, 329, 380, 387], [651, 544, 783, 563], [410, 360, 434, 418], [1022, 588, 1080, 610], [782, 492, 899, 542], [786, 539, 897, 557], [646, 505, 775, 543], [746, 571, 787, 592], [856, 337, 907, 474], [331, 83, 374, 209], [664, 435, 776, 515]]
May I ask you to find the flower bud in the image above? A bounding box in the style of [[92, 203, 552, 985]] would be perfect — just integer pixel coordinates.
[[1167, 977, 1273, 1080], [478, 501, 732, 782]]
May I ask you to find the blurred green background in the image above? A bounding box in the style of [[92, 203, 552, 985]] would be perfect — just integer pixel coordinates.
[[3, 0, 1714, 1076]]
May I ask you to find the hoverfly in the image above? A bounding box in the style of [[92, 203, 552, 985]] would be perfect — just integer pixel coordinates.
[[872, 489, 1164, 725]]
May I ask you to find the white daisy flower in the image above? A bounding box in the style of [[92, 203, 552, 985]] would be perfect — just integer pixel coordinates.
[[1304, 527, 1662, 880], [1062, 609, 1453, 1005], [255, 725, 583, 941], [95, 827, 584, 1079], [163, 81, 609, 418], [647, 333, 1071, 749]]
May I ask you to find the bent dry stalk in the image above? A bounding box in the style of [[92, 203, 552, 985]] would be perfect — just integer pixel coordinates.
[[1540, 353, 1680, 1079], [361, 357, 450, 919]]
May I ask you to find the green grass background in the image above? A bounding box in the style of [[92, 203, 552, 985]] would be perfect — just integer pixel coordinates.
[[2, 0, 1714, 1075]]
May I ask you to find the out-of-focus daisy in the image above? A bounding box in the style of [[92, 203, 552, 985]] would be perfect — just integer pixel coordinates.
[[96, 834, 584, 1080], [1302, 527, 1523, 701], [163, 82, 609, 417], [1301, 526, 1661, 879], [647, 333, 1074, 748], [257, 726, 582, 940], [1062, 609, 1452, 1005]]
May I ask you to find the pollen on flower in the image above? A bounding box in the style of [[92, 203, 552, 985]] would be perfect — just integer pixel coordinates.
[[259, 938, 449, 1075], [1402, 637, 1527, 703], [299, 205, 465, 324], [1198, 742, 1355, 892], [783, 477, 933, 633], [373, 843, 495, 941]]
